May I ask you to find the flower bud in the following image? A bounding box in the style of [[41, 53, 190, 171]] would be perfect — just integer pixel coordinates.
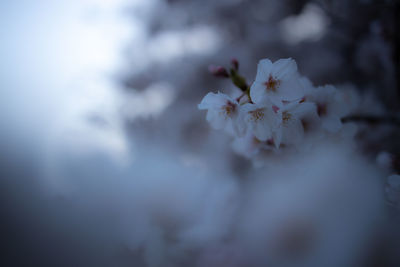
[[208, 65, 230, 78], [231, 58, 239, 71]]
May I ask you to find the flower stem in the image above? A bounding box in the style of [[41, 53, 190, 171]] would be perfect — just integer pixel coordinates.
[[342, 115, 400, 126]]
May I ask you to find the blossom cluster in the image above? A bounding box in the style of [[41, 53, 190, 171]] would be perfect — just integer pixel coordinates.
[[199, 58, 357, 158]]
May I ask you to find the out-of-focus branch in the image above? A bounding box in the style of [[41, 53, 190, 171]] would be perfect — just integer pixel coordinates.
[[342, 114, 400, 126]]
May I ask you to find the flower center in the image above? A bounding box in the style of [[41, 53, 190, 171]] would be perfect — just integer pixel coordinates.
[[249, 108, 265, 121], [264, 75, 280, 92], [252, 136, 262, 145], [282, 111, 292, 124], [223, 101, 236, 116]]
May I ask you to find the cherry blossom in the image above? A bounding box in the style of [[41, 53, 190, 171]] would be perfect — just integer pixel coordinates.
[[199, 57, 363, 158], [249, 58, 304, 104], [273, 101, 318, 148], [198, 92, 239, 130], [237, 99, 280, 141], [232, 132, 276, 158], [304, 85, 348, 133]]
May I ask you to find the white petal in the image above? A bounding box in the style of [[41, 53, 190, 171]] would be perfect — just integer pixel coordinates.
[[281, 118, 304, 145], [299, 76, 314, 95], [290, 102, 317, 119], [232, 133, 261, 158], [272, 58, 298, 79], [253, 119, 272, 141], [198, 92, 221, 109], [236, 103, 255, 135], [198, 92, 234, 110], [277, 74, 305, 101], [235, 114, 248, 137], [272, 126, 283, 148], [307, 85, 334, 103], [207, 110, 228, 130], [249, 81, 268, 104], [255, 58, 273, 82], [224, 119, 239, 136]]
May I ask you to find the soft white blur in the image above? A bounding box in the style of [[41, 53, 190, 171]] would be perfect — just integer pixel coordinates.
[[0, 0, 133, 159]]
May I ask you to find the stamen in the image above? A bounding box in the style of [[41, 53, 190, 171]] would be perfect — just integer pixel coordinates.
[[223, 101, 236, 116], [249, 108, 265, 121], [282, 111, 292, 124], [264, 75, 280, 92]]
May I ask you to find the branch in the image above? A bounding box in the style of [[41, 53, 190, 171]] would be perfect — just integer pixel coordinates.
[[342, 115, 400, 127]]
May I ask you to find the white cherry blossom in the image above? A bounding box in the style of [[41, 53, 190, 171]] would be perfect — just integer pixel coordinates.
[[232, 132, 276, 158], [250, 58, 304, 104], [304, 85, 348, 133], [198, 92, 239, 131], [273, 101, 318, 148], [237, 99, 280, 141], [199, 57, 363, 158]]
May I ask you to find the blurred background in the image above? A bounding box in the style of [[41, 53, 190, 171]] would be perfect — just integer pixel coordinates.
[[0, 0, 399, 266]]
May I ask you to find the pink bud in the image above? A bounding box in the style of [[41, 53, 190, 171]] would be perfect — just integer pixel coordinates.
[[208, 65, 229, 78], [231, 58, 239, 71], [272, 105, 280, 113]]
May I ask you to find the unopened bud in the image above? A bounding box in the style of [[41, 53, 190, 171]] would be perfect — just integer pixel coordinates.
[[231, 58, 239, 71], [208, 65, 230, 78]]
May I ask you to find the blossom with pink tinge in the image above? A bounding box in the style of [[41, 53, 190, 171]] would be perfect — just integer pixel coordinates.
[[198, 92, 239, 131], [250, 58, 305, 104]]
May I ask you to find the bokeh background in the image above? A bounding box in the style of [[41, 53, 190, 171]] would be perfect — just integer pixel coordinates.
[[0, 0, 399, 266]]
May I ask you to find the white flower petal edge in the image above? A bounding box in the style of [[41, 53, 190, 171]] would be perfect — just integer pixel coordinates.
[[198, 92, 239, 130], [271, 58, 298, 80], [305, 85, 349, 133]]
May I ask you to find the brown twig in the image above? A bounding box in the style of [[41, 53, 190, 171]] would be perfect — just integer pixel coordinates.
[[342, 115, 400, 126]]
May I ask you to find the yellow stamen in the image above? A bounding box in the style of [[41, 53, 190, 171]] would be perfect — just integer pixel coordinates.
[[282, 111, 292, 124], [249, 108, 265, 121], [265, 75, 280, 92]]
